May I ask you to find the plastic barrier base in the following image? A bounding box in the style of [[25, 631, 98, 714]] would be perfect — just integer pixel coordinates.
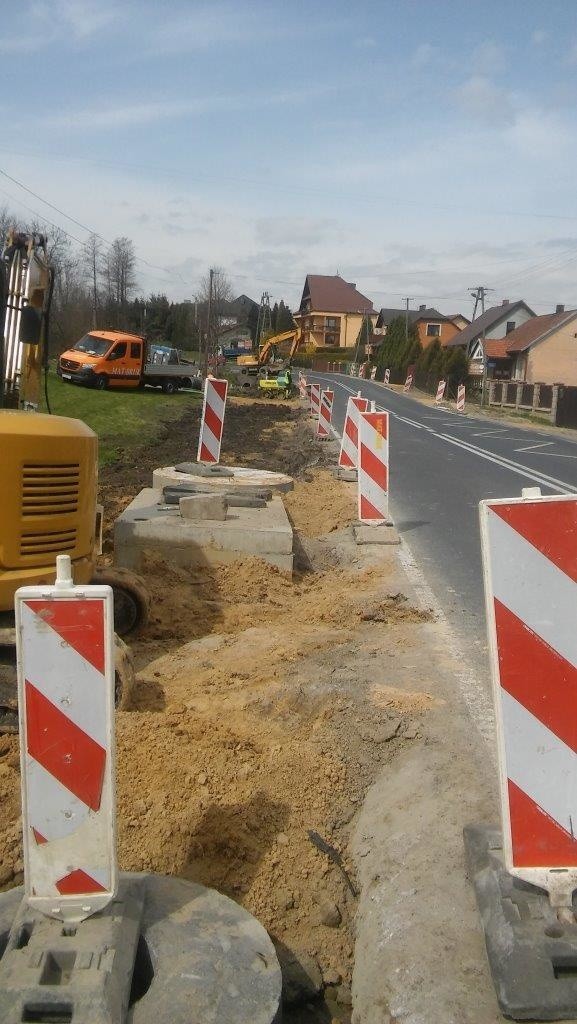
[[0, 873, 282, 1024], [464, 824, 577, 1021]]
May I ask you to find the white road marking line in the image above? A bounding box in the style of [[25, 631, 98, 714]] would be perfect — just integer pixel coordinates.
[[311, 372, 577, 493], [514, 441, 555, 452], [438, 433, 577, 494], [472, 429, 510, 437]]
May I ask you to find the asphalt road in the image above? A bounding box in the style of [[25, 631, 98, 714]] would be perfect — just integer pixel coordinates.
[[308, 371, 577, 687]]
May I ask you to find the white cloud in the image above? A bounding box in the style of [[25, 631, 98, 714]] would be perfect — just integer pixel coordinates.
[[411, 42, 437, 68], [46, 84, 335, 130], [531, 29, 547, 45], [456, 75, 515, 125], [0, 0, 118, 52], [355, 36, 377, 49], [471, 39, 506, 75], [52, 0, 118, 37], [255, 217, 342, 248]]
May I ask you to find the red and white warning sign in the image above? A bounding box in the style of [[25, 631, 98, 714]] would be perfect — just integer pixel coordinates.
[[309, 382, 321, 418], [403, 373, 413, 392], [15, 555, 116, 921], [435, 380, 446, 405], [338, 394, 369, 469], [370, 366, 377, 380], [384, 368, 390, 385], [456, 383, 466, 412], [298, 373, 307, 399], [480, 493, 577, 907], [316, 389, 333, 438], [358, 410, 389, 524], [197, 376, 228, 464]]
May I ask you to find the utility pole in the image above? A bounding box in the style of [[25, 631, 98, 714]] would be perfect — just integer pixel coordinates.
[[255, 291, 272, 350], [403, 297, 413, 344], [469, 285, 493, 406], [203, 268, 214, 380]]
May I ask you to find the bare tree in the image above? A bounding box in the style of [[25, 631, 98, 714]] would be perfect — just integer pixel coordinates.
[[108, 236, 137, 307], [195, 266, 234, 357], [81, 233, 103, 327]]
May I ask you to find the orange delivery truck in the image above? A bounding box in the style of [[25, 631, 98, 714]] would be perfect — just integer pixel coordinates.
[[57, 330, 201, 394]]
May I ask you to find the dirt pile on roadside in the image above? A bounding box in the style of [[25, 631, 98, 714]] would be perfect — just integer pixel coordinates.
[[284, 469, 358, 537]]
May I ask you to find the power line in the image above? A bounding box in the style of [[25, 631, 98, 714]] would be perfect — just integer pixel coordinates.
[[0, 167, 190, 284]]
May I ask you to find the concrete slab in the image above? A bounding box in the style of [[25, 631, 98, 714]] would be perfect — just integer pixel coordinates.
[[353, 523, 400, 545], [115, 488, 293, 573], [333, 468, 357, 482], [153, 464, 294, 493], [180, 493, 228, 521]]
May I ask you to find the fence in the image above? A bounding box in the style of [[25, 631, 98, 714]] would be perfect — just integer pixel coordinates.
[[487, 381, 557, 422]]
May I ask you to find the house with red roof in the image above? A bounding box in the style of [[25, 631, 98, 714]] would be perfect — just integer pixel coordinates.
[[500, 306, 577, 384], [294, 275, 375, 350]]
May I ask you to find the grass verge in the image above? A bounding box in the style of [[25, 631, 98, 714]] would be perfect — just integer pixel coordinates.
[[40, 371, 202, 466]]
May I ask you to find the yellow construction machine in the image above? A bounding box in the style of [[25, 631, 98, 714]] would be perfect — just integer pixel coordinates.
[[0, 231, 149, 732]]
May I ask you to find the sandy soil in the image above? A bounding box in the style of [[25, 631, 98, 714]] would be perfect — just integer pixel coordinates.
[[0, 396, 439, 1020]]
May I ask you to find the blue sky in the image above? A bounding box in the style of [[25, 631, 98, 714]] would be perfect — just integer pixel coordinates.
[[2, 0, 577, 315]]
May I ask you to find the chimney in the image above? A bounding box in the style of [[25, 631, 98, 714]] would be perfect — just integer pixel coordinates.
[[501, 298, 510, 305], [419, 304, 426, 311], [556, 303, 565, 314]]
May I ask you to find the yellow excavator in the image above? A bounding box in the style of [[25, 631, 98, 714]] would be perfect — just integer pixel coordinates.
[[0, 231, 149, 732]]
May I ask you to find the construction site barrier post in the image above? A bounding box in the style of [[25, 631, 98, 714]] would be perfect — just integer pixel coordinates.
[[464, 486, 577, 1018], [456, 383, 466, 413], [384, 368, 390, 385], [309, 382, 320, 419], [316, 389, 334, 439], [15, 554, 116, 923], [403, 373, 413, 392], [338, 394, 369, 470], [370, 366, 377, 380], [197, 376, 228, 464], [435, 379, 446, 405], [358, 410, 389, 524], [480, 488, 577, 914]]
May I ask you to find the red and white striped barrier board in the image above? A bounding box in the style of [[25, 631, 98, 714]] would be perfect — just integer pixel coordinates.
[[456, 383, 466, 412], [358, 410, 389, 524], [15, 555, 116, 922], [310, 382, 320, 418], [298, 373, 308, 399], [435, 379, 446, 405], [359, 363, 366, 379], [370, 366, 377, 380], [338, 394, 369, 469], [197, 376, 228, 464], [317, 389, 334, 438], [480, 492, 577, 909], [403, 373, 413, 392], [384, 368, 390, 385]]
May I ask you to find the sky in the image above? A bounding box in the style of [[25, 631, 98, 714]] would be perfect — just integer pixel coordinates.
[[2, 0, 577, 317]]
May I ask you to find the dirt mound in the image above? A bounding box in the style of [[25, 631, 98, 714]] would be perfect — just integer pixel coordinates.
[[284, 470, 358, 538]]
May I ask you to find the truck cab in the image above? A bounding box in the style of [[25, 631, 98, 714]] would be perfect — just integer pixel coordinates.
[[58, 331, 143, 390]]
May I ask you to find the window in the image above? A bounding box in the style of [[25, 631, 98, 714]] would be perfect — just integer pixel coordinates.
[[325, 334, 338, 346], [426, 323, 441, 337], [130, 342, 141, 358], [506, 321, 516, 334], [107, 343, 127, 361], [325, 317, 339, 330]]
